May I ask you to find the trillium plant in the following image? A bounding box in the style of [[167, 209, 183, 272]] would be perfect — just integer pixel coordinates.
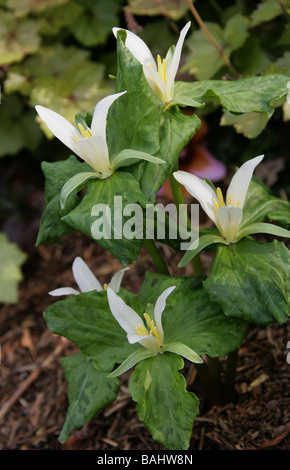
[[36, 22, 290, 450]]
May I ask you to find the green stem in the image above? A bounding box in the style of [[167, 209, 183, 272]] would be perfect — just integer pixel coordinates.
[[169, 173, 187, 217], [169, 174, 204, 276], [144, 239, 170, 276]]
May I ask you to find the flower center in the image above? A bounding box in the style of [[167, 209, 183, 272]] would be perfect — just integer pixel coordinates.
[[74, 123, 93, 140], [213, 187, 241, 211], [213, 187, 225, 210], [157, 55, 166, 83], [136, 313, 163, 347]]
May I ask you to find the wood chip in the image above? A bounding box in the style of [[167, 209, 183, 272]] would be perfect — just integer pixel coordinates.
[[248, 373, 269, 391]]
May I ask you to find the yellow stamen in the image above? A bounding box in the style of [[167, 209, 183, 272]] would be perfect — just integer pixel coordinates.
[[213, 198, 220, 210], [103, 283, 108, 290], [77, 123, 93, 139], [151, 326, 163, 347], [157, 54, 166, 82], [216, 187, 225, 207], [145, 313, 157, 331], [135, 313, 163, 347], [227, 194, 240, 208], [136, 323, 149, 336], [144, 313, 163, 346]]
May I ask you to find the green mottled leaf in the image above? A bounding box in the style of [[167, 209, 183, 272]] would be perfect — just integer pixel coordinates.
[[138, 270, 204, 303], [220, 110, 270, 138], [126, 0, 189, 20], [61, 171, 150, 265], [39, 1, 83, 36], [174, 74, 290, 117], [0, 233, 27, 303], [36, 156, 91, 246], [233, 37, 271, 76], [184, 13, 249, 80], [6, 45, 114, 135], [250, 0, 290, 27], [71, 0, 120, 47], [0, 11, 40, 65], [129, 353, 199, 450], [6, 0, 68, 17], [0, 95, 42, 157], [241, 176, 290, 228], [223, 13, 249, 51], [203, 238, 290, 325], [184, 22, 227, 80], [59, 353, 119, 443]]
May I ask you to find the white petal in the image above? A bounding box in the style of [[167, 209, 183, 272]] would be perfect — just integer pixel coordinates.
[[107, 287, 144, 336], [165, 44, 175, 69], [113, 27, 155, 66], [154, 286, 176, 342], [173, 170, 218, 224], [90, 92, 127, 139], [138, 335, 160, 353], [143, 64, 167, 101], [226, 155, 264, 208], [217, 207, 243, 242], [124, 332, 160, 353], [48, 287, 80, 296], [75, 135, 111, 174], [127, 333, 146, 344], [166, 22, 191, 99], [108, 267, 130, 293], [72, 257, 102, 292], [35, 105, 83, 159]]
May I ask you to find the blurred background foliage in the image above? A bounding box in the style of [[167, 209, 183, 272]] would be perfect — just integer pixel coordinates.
[[0, 0, 290, 301]]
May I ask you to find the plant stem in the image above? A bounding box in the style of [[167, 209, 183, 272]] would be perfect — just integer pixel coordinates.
[[208, 356, 222, 404], [144, 239, 170, 276], [186, 0, 240, 79], [195, 361, 220, 408], [224, 349, 239, 403], [277, 0, 290, 21], [169, 174, 204, 276]]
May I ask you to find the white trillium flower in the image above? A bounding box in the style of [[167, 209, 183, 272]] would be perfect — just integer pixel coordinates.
[[36, 93, 126, 178], [108, 285, 175, 353], [113, 22, 191, 104], [174, 154, 289, 268], [174, 155, 265, 243], [36, 93, 165, 208], [106, 286, 202, 377], [49, 256, 129, 297]]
